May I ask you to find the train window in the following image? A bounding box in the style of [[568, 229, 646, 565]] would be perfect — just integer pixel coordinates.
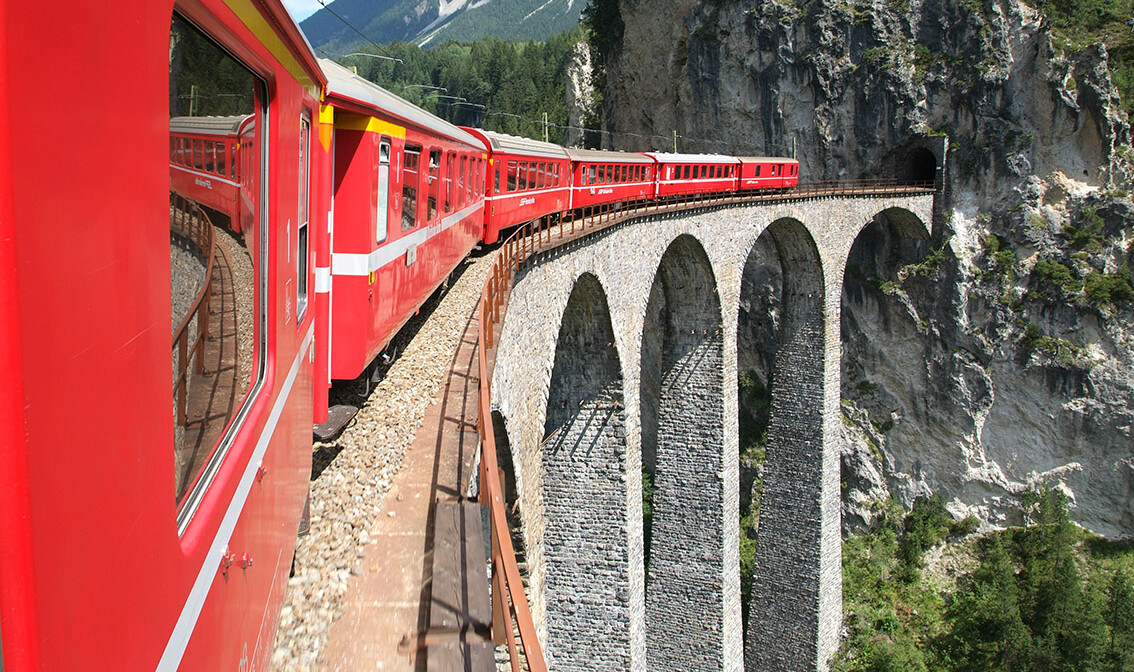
[[376, 138, 390, 243], [494, 163, 500, 194], [298, 116, 311, 320], [755, 165, 761, 177], [507, 160, 518, 191], [169, 13, 265, 523], [402, 145, 420, 231], [217, 142, 227, 177], [427, 148, 440, 220], [444, 151, 454, 214], [527, 163, 535, 190], [458, 156, 466, 205]]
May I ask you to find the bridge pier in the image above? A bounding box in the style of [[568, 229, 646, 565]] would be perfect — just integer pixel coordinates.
[[743, 219, 841, 671]]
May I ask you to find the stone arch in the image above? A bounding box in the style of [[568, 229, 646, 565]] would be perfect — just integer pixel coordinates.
[[841, 207, 935, 529], [542, 272, 629, 672], [640, 234, 729, 671], [743, 218, 831, 671]]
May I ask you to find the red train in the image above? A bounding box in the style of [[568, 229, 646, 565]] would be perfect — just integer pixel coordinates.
[[0, 2, 798, 669]]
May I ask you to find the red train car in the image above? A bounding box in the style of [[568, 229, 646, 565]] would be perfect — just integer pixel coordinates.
[[169, 115, 247, 230], [738, 156, 800, 191], [316, 60, 487, 410], [0, 1, 326, 670], [566, 148, 655, 210], [644, 152, 740, 198], [463, 128, 570, 244]]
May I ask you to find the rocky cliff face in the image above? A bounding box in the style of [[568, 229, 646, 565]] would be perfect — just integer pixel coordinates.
[[602, 0, 1134, 538]]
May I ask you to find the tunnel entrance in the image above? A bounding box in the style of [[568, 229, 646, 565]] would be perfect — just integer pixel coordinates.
[[905, 147, 937, 186]]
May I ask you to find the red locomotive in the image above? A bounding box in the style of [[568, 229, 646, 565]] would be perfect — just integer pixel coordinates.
[[0, 2, 801, 668], [737, 156, 800, 191]]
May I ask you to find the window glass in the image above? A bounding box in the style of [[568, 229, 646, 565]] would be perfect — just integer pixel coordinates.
[[588, 164, 596, 184], [445, 151, 454, 214], [217, 141, 227, 177], [507, 160, 518, 191], [494, 163, 501, 194], [402, 145, 420, 231], [169, 13, 263, 520], [298, 116, 311, 319], [428, 148, 440, 220], [376, 138, 390, 242]]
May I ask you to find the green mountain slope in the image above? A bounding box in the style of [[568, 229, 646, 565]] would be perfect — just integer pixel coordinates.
[[300, 0, 585, 51]]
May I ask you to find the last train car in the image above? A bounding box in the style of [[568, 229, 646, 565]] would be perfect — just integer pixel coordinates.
[[0, 1, 326, 669], [315, 60, 487, 413]]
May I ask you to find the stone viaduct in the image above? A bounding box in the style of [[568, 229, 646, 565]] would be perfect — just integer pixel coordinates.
[[488, 192, 937, 672]]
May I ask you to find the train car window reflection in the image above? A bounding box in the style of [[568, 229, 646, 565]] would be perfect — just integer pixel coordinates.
[[507, 161, 518, 191], [168, 13, 264, 517]]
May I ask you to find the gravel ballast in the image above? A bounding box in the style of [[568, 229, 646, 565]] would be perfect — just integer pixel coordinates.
[[271, 251, 494, 671]]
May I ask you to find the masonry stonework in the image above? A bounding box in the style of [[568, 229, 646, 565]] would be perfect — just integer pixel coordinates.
[[489, 195, 934, 672]]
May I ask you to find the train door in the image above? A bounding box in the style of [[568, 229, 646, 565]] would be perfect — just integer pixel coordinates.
[[376, 138, 390, 244]]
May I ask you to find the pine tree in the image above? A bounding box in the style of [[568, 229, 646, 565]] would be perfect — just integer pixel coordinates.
[[939, 535, 1032, 672], [1109, 568, 1134, 672]]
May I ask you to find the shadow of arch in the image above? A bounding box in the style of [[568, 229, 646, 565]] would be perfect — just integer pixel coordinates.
[[542, 272, 630, 671], [640, 234, 728, 671], [490, 410, 518, 507], [743, 217, 829, 671], [840, 207, 936, 530]]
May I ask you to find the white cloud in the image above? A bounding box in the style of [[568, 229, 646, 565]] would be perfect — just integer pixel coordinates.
[[281, 0, 324, 22]]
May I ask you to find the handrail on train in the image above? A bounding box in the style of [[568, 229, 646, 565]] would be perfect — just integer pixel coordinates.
[[171, 192, 215, 428], [473, 178, 936, 669]]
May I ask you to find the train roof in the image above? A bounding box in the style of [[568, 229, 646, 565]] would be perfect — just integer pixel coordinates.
[[737, 156, 799, 164], [564, 148, 655, 164], [169, 115, 250, 136], [320, 59, 485, 151], [461, 128, 568, 159], [640, 152, 741, 164]]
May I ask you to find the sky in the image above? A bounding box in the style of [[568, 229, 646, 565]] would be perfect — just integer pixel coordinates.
[[281, 0, 322, 22]]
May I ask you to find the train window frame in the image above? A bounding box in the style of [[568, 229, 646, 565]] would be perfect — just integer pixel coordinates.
[[507, 160, 518, 192], [427, 148, 440, 221], [402, 144, 421, 232], [171, 11, 271, 533], [297, 115, 311, 321], [376, 137, 391, 244], [444, 151, 455, 214]]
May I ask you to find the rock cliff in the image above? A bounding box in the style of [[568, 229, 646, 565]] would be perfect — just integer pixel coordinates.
[[601, 0, 1133, 538]]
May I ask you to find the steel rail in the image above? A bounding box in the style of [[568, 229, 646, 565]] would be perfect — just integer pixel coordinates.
[[170, 192, 215, 428], [473, 178, 935, 669]]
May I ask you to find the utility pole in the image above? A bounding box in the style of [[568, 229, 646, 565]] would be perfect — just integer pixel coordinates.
[[189, 84, 197, 116], [544, 112, 549, 143], [672, 130, 677, 153]]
